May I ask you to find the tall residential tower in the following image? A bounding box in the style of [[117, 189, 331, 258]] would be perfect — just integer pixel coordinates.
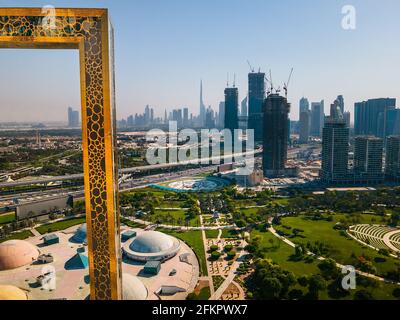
[[224, 87, 239, 132], [262, 94, 291, 177], [320, 117, 350, 183], [354, 136, 384, 183], [247, 72, 265, 141]]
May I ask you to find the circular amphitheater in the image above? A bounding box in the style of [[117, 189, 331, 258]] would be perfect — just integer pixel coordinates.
[[348, 224, 400, 253], [154, 177, 229, 192]]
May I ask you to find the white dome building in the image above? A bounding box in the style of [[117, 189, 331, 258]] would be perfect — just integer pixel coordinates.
[[122, 273, 148, 300], [0, 285, 28, 300], [122, 231, 180, 262], [0, 240, 39, 271]]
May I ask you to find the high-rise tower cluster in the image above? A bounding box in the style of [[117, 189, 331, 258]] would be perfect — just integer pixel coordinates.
[[320, 96, 400, 185]]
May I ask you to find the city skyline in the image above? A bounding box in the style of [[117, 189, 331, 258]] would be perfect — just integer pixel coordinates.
[[0, 0, 400, 123]]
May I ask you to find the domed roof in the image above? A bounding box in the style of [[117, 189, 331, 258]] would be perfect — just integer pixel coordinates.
[[129, 231, 174, 254], [122, 273, 148, 300], [0, 285, 28, 300], [72, 223, 87, 243], [0, 240, 39, 271]]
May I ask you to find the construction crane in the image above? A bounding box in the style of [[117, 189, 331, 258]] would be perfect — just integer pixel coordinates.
[[283, 67, 294, 98], [247, 60, 255, 73], [265, 75, 271, 95], [269, 69, 274, 94]]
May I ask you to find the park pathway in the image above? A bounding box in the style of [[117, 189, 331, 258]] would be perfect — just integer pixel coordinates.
[[209, 238, 247, 300], [30, 228, 41, 237], [128, 217, 235, 231], [199, 205, 215, 295]]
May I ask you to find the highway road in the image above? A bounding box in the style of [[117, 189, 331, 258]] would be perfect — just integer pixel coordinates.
[[0, 146, 309, 208], [0, 149, 262, 188], [0, 166, 219, 207]]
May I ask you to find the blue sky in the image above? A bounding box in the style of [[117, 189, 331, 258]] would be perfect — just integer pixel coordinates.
[[1, 0, 400, 122]]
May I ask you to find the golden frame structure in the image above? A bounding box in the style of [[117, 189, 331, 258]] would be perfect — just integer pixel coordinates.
[[0, 8, 122, 300]]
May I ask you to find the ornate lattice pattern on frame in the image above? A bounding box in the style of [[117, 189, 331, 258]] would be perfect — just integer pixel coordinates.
[[0, 8, 121, 300]]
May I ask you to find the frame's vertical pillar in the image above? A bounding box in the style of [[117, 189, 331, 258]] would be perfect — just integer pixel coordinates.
[[80, 11, 122, 300]]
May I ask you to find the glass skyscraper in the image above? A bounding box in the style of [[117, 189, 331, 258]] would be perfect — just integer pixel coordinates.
[[247, 72, 265, 141], [224, 87, 239, 132], [262, 94, 290, 177]]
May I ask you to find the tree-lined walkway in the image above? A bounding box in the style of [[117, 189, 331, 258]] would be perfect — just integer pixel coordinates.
[[209, 238, 247, 300], [127, 216, 236, 231], [199, 212, 215, 295]]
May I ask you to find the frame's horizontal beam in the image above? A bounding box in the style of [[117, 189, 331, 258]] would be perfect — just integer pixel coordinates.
[[0, 36, 82, 49], [0, 8, 107, 17]]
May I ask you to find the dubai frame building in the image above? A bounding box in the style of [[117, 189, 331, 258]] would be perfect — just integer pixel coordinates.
[[0, 7, 122, 300]]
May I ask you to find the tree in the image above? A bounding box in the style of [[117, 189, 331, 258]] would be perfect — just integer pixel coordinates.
[[288, 289, 303, 300], [235, 219, 246, 228], [210, 245, 219, 252], [307, 275, 327, 300], [318, 258, 339, 280], [357, 257, 377, 275], [392, 288, 400, 298], [251, 259, 296, 300], [379, 248, 390, 257], [224, 244, 233, 252], [390, 212, 400, 227], [226, 250, 236, 260], [293, 244, 306, 259], [211, 251, 221, 260], [260, 277, 282, 300], [354, 290, 374, 300]]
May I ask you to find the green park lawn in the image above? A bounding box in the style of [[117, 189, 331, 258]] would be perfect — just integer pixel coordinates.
[[149, 209, 200, 227], [205, 229, 219, 239], [251, 229, 320, 276], [120, 217, 147, 229], [123, 187, 192, 209], [157, 200, 186, 209], [233, 199, 259, 208], [239, 207, 260, 216], [221, 229, 240, 238], [196, 286, 211, 300], [188, 286, 211, 300], [124, 187, 171, 198], [272, 198, 290, 206], [212, 275, 225, 291], [0, 230, 33, 243], [35, 217, 86, 235], [160, 229, 207, 277], [205, 228, 240, 239], [0, 212, 16, 225], [274, 214, 400, 277]]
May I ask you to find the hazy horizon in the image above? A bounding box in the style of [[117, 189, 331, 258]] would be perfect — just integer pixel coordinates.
[[0, 0, 399, 123]]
